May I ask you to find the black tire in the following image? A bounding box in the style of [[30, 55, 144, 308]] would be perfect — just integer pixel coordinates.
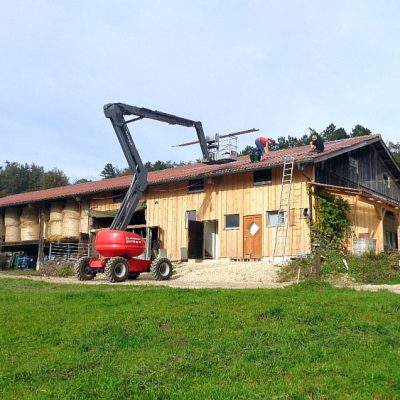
[[105, 257, 129, 283], [128, 272, 140, 280], [151, 258, 173, 281], [74, 257, 96, 281]]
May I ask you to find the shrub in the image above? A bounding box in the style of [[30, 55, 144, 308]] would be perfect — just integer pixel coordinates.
[[278, 251, 400, 284], [33, 261, 74, 277]]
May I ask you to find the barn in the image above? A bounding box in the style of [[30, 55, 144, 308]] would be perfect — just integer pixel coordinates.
[[0, 134, 399, 268]]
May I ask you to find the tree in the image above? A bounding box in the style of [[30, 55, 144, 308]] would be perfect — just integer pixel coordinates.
[[100, 163, 121, 179], [42, 168, 69, 189], [318, 124, 349, 141], [351, 125, 371, 137], [239, 145, 253, 156], [0, 161, 70, 196], [387, 141, 400, 166]]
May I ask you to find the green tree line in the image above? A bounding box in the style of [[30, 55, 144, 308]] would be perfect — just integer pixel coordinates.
[[1, 123, 399, 196]]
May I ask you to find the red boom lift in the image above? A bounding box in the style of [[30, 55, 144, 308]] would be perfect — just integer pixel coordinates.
[[74, 102, 234, 283]]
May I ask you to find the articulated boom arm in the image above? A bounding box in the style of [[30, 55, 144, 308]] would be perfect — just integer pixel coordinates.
[[103, 103, 212, 231]]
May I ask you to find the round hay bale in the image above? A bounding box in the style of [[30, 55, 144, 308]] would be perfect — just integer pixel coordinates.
[[61, 200, 80, 239], [21, 224, 40, 241], [50, 202, 64, 222], [49, 220, 62, 241], [62, 218, 80, 239], [5, 225, 20, 242], [79, 202, 90, 234], [20, 206, 39, 225], [4, 208, 20, 227], [0, 211, 4, 237], [63, 200, 80, 219]]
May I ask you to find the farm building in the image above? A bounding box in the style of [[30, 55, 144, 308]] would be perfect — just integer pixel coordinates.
[[0, 134, 399, 268]]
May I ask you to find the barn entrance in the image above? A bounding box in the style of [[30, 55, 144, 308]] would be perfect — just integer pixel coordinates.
[[188, 220, 203, 259], [243, 214, 262, 259], [383, 211, 398, 251], [188, 220, 218, 260]]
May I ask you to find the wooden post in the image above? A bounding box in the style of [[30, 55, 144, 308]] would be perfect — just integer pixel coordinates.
[[313, 243, 321, 279], [36, 206, 45, 270]]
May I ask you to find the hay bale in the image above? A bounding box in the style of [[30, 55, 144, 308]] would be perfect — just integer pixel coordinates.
[[21, 224, 40, 241], [62, 200, 80, 239], [79, 202, 90, 234], [49, 202, 64, 222], [4, 208, 20, 227], [20, 206, 39, 225], [0, 210, 4, 237], [5, 226, 20, 242], [49, 220, 62, 241], [4, 208, 20, 242]]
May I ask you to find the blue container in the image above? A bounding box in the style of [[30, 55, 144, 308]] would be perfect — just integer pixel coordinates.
[[15, 255, 36, 269]]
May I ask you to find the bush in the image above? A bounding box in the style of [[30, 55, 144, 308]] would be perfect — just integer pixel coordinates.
[[33, 261, 74, 277], [278, 251, 400, 284]]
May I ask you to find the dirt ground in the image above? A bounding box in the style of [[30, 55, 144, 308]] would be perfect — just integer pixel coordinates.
[[1, 261, 400, 294]]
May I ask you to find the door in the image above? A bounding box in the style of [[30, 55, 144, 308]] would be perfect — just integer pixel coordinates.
[[188, 220, 204, 259], [243, 215, 262, 259], [203, 220, 218, 259]]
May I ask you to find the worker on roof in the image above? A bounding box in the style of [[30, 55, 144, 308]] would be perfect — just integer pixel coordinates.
[[310, 134, 324, 153], [255, 136, 271, 155], [250, 136, 271, 162]]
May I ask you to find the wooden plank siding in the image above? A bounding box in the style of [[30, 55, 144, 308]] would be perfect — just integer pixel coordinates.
[[90, 166, 313, 260]]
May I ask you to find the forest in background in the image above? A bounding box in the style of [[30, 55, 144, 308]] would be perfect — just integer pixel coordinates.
[[1, 123, 399, 196]]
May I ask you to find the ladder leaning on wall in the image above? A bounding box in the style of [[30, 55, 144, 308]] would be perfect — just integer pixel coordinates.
[[272, 156, 295, 260]]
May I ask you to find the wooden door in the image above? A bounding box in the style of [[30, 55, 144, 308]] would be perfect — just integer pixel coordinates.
[[243, 215, 262, 259]]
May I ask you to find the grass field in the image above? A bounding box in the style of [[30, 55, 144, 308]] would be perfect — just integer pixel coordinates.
[[1, 279, 399, 399]]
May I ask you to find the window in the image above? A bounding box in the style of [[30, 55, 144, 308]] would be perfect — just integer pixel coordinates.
[[188, 179, 204, 193], [267, 211, 285, 226], [300, 208, 311, 219], [349, 156, 358, 174], [383, 173, 391, 189], [112, 191, 125, 203], [253, 169, 272, 185], [185, 210, 196, 228], [225, 214, 240, 229]]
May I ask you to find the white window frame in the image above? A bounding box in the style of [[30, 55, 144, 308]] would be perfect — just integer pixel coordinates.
[[267, 210, 285, 226], [224, 214, 240, 230]]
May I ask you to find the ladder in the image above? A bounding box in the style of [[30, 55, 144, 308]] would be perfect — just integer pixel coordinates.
[[272, 157, 295, 259]]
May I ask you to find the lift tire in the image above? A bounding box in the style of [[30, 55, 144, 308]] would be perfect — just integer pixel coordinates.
[[128, 272, 140, 280], [74, 257, 96, 281], [105, 257, 129, 283], [151, 258, 173, 281]]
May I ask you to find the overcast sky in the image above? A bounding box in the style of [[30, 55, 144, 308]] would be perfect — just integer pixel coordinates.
[[1, 0, 399, 182]]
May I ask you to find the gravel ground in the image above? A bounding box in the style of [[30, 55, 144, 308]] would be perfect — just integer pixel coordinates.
[[1, 261, 400, 293], [0, 261, 290, 289]]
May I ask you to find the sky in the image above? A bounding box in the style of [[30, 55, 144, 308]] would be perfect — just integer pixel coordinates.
[[1, 0, 399, 182]]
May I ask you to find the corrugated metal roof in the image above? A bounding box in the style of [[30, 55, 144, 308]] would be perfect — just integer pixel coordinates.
[[0, 134, 385, 208]]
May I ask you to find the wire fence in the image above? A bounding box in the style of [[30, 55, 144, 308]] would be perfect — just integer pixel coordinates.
[[48, 242, 90, 262]]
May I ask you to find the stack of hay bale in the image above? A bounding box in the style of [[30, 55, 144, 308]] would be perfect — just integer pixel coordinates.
[[0, 210, 4, 239], [62, 200, 80, 239], [49, 202, 64, 241], [4, 208, 20, 242], [20, 206, 40, 241], [79, 201, 90, 234]]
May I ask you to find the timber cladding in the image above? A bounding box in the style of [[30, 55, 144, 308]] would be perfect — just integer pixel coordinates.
[[139, 166, 313, 260]]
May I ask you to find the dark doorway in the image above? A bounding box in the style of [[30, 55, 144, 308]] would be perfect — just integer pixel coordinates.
[[188, 220, 204, 259]]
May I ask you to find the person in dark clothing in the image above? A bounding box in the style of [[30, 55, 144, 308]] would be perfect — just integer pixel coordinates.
[[310, 134, 324, 153]]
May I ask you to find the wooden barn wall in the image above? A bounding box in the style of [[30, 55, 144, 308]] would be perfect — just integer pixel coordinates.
[[316, 145, 400, 201], [119, 166, 313, 260]]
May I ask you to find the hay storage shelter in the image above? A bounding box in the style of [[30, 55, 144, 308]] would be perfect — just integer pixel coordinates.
[[0, 134, 399, 269]]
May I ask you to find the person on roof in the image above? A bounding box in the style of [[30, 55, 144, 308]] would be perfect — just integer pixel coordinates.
[[250, 136, 271, 162], [255, 136, 271, 155], [310, 134, 324, 153]]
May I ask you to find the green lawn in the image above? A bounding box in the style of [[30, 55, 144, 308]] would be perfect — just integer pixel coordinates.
[[0, 279, 399, 399]]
